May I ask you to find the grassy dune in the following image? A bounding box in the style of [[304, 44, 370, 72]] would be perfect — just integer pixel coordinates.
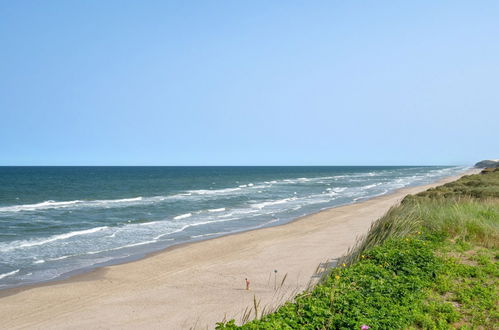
[[217, 169, 499, 329]]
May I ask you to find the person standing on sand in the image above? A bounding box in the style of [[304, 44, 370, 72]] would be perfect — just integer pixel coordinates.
[[245, 278, 250, 290]]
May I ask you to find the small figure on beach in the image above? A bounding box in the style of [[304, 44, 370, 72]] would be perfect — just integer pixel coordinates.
[[245, 278, 250, 290]]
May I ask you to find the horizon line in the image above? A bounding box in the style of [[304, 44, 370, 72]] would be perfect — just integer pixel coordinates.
[[0, 164, 471, 167]]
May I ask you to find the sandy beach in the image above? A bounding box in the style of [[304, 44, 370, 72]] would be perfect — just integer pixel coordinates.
[[0, 169, 480, 329]]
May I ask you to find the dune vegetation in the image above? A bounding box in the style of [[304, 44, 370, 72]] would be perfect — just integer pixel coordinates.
[[217, 169, 499, 329]]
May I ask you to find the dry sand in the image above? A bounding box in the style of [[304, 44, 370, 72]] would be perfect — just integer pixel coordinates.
[[0, 169, 480, 329]]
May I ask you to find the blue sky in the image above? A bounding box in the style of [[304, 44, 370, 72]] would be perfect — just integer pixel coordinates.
[[1, 1, 498, 166]]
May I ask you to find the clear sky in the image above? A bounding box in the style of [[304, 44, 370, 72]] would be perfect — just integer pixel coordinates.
[[1, 1, 498, 166]]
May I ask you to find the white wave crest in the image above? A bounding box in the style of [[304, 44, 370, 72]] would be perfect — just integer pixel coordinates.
[[0, 197, 144, 213], [187, 187, 242, 195], [0, 200, 81, 212], [0, 226, 109, 252], [360, 183, 381, 190], [174, 213, 192, 220], [47, 255, 73, 261], [208, 208, 226, 213], [154, 216, 245, 240], [251, 197, 297, 209], [0, 269, 20, 280]]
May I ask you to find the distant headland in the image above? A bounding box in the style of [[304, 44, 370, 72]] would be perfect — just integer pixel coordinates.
[[475, 159, 499, 168]]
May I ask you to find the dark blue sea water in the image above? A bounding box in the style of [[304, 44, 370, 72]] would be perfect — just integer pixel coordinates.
[[0, 166, 468, 289]]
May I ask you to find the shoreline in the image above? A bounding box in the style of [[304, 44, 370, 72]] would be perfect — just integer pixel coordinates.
[[0, 168, 466, 292], [0, 169, 480, 329]]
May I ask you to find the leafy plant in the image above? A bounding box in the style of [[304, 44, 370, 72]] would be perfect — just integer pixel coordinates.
[[216, 170, 499, 329]]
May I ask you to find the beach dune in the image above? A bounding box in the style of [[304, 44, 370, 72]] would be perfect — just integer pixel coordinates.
[[0, 170, 479, 329]]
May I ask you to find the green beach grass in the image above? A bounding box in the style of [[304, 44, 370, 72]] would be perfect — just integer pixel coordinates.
[[217, 169, 499, 329]]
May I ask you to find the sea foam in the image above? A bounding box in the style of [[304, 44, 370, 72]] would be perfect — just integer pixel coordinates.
[[207, 208, 226, 213], [0, 269, 20, 280], [174, 213, 192, 220], [0, 197, 145, 213], [0, 226, 108, 252], [251, 197, 297, 209]]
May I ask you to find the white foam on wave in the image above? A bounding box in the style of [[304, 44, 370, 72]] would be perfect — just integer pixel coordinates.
[[115, 240, 158, 248], [188, 187, 241, 195], [360, 183, 382, 190], [425, 166, 467, 178], [208, 208, 226, 213], [191, 231, 228, 239], [0, 226, 109, 252], [0, 200, 81, 212], [174, 213, 192, 220], [139, 221, 161, 226], [266, 175, 365, 186], [203, 183, 266, 192], [92, 197, 143, 205], [326, 187, 347, 193], [251, 197, 297, 209], [86, 238, 175, 256], [153, 232, 174, 240], [0, 269, 20, 280], [166, 184, 270, 201], [218, 208, 259, 218], [155, 216, 247, 240], [379, 167, 467, 191], [48, 255, 72, 261], [106, 229, 120, 238], [0, 197, 145, 213], [190, 217, 279, 240]]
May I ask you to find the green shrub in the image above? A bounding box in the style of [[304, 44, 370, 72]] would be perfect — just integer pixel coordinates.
[[407, 169, 499, 199], [217, 238, 445, 329], [216, 171, 499, 329]]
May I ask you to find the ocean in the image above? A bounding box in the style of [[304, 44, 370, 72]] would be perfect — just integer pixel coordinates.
[[0, 166, 468, 289]]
